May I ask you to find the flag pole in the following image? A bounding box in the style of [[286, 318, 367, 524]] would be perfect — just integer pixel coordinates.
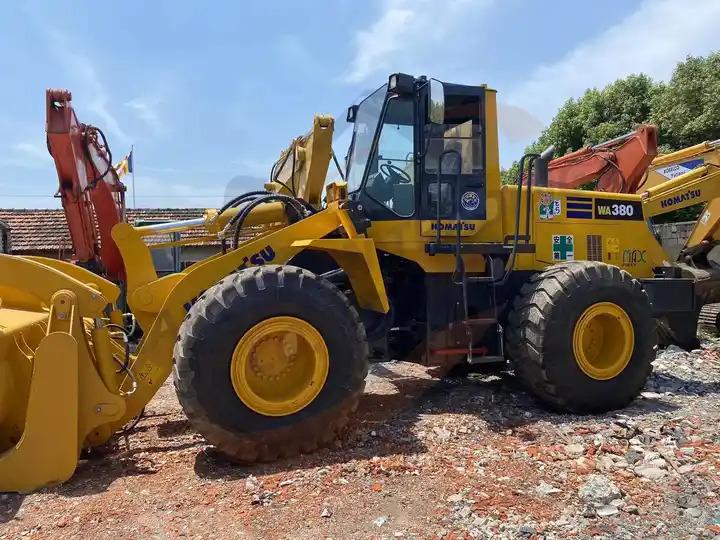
[[131, 144, 136, 208]]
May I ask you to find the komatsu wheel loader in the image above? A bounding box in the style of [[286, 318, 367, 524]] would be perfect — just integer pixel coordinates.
[[1, 74, 716, 493]]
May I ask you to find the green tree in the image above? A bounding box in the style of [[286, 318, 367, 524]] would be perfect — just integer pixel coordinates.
[[501, 52, 720, 226], [652, 52, 720, 150], [502, 74, 659, 185]]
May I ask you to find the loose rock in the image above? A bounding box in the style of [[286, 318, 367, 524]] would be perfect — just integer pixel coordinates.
[[579, 475, 622, 505], [634, 466, 667, 480]]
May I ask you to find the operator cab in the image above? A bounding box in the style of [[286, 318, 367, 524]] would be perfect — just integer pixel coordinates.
[[345, 73, 486, 224]]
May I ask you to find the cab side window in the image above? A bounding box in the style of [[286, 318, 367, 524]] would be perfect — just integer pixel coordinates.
[[425, 94, 483, 175]]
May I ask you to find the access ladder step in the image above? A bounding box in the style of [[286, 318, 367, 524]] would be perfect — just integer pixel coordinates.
[[462, 318, 498, 326], [467, 355, 506, 365]]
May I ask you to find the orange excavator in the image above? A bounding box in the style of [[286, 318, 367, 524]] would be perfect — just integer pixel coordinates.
[[545, 124, 659, 193], [45, 89, 127, 280]]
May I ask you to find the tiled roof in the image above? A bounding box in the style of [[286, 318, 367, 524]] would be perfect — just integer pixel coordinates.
[[0, 208, 259, 254]]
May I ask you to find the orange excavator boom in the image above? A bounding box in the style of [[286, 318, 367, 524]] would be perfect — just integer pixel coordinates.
[[45, 89, 127, 280], [547, 124, 658, 193]]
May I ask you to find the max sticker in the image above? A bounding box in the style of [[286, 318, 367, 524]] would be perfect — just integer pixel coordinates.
[[622, 249, 647, 267], [539, 193, 561, 220]]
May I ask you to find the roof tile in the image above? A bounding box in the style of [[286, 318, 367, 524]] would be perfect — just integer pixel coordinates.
[[0, 208, 259, 254]]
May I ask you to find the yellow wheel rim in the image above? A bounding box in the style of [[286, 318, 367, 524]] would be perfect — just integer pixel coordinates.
[[231, 316, 329, 417], [572, 302, 634, 380]]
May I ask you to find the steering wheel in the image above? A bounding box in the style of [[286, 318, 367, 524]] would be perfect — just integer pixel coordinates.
[[380, 163, 412, 184]]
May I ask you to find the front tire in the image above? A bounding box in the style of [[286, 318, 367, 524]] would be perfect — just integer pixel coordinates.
[[506, 261, 656, 413], [173, 265, 369, 462]]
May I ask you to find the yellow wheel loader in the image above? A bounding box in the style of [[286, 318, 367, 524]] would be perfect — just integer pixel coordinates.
[[1, 74, 717, 493]]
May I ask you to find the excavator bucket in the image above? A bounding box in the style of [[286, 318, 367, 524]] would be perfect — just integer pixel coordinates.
[[0, 255, 126, 493]]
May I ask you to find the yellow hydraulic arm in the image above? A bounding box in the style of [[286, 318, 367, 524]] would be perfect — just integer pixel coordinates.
[[137, 114, 337, 254], [642, 165, 720, 217], [642, 140, 720, 251], [644, 139, 720, 191], [264, 115, 335, 207]]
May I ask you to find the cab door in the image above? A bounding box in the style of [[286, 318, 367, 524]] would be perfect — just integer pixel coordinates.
[[355, 95, 418, 222], [419, 83, 486, 238]]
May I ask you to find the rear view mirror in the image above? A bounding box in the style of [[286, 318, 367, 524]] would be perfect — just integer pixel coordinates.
[[428, 79, 445, 125], [346, 105, 357, 123]]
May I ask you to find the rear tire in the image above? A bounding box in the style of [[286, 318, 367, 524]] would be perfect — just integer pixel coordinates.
[[173, 265, 369, 462], [506, 261, 656, 413]]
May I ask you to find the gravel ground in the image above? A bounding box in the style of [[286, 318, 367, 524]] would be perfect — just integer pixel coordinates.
[[1, 338, 720, 539]]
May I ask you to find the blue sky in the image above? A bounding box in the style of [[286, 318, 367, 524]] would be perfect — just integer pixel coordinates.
[[1, 0, 718, 208]]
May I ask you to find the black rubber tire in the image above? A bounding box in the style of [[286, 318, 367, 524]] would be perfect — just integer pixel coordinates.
[[506, 261, 656, 413], [173, 265, 369, 462]]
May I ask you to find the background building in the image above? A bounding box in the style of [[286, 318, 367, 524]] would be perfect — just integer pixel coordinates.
[[0, 208, 228, 274]]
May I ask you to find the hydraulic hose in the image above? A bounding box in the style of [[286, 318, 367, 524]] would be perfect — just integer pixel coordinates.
[[83, 126, 113, 186], [229, 193, 308, 249], [218, 190, 270, 216]]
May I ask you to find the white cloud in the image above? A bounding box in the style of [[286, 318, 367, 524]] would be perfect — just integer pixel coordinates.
[[507, 0, 720, 124], [0, 140, 51, 170], [496, 103, 545, 144], [40, 27, 131, 144], [344, 0, 492, 84], [0, 156, 48, 170], [345, 4, 415, 83], [13, 141, 47, 160], [125, 98, 165, 134], [125, 174, 228, 208]]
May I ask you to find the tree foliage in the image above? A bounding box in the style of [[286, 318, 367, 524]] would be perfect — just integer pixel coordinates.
[[652, 53, 720, 150], [501, 52, 720, 193]]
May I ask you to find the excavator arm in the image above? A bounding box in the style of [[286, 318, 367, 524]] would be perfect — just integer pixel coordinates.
[[46, 84, 337, 285], [46, 89, 127, 280], [547, 124, 658, 193]]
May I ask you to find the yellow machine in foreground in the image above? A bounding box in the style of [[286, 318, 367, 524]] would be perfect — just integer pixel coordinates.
[[1, 74, 717, 492]]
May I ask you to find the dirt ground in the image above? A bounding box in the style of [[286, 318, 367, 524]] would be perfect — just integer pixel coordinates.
[[2, 339, 720, 539]]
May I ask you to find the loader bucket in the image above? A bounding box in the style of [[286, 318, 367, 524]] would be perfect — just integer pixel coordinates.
[[0, 255, 126, 493]]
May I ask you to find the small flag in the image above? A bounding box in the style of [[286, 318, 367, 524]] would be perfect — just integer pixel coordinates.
[[115, 150, 134, 178]]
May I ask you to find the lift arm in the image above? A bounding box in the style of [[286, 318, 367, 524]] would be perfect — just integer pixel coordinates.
[[264, 115, 335, 207], [640, 141, 720, 253], [642, 165, 720, 218], [645, 139, 720, 191]]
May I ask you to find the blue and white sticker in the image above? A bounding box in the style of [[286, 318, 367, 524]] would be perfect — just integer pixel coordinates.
[[461, 191, 480, 211], [655, 158, 704, 180]]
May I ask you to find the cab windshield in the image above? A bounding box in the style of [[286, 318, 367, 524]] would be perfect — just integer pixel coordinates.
[[346, 84, 388, 192]]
